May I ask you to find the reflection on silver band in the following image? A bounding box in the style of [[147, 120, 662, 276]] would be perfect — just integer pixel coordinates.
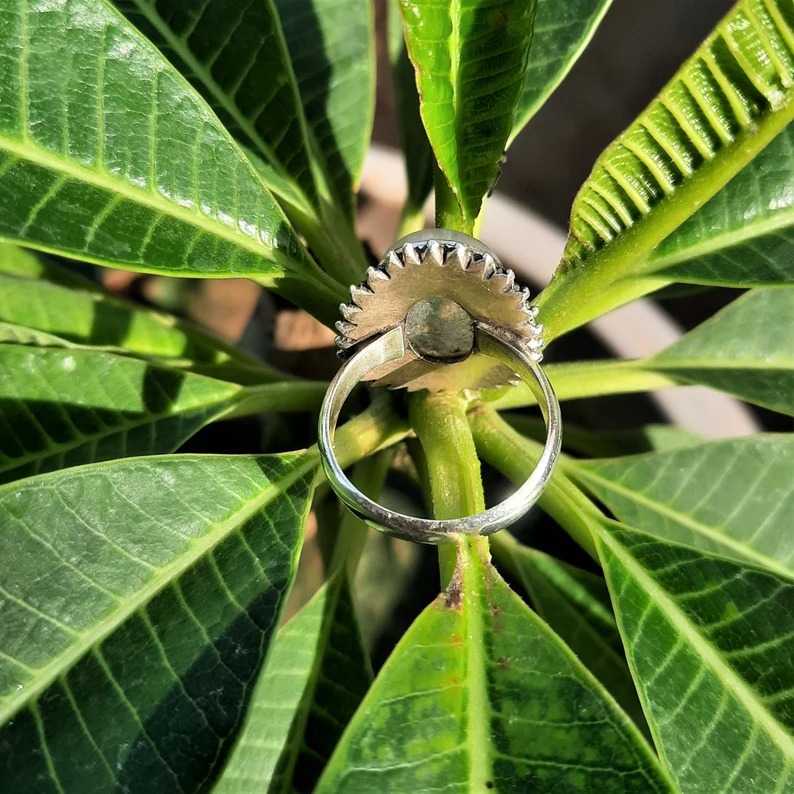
[[318, 324, 562, 544]]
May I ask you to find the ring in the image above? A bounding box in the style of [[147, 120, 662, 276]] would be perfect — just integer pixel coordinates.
[[318, 320, 562, 544]]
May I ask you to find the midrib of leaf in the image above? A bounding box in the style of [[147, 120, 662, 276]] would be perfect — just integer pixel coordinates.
[[652, 356, 794, 370], [0, 134, 301, 275], [599, 526, 794, 761], [0, 452, 317, 725], [127, 0, 316, 216], [464, 555, 492, 791], [649, 206, 794, 270], [575, 466, 794, 581]]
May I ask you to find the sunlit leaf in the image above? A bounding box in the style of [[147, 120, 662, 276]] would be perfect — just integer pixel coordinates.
[[599, 522, 794, 792], [648, 122, 794, 285], [0, 0, 343, 318], [399, 0, 537, 229], [538, 0, 794, 337], [0, 272, 247, 367], [112, 0, 319, 213], [574, 436, 794, 580], [0, 453, 314, 791], [316, 542, 671, 792]]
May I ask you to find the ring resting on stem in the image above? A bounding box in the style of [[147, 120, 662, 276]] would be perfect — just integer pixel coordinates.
[[318, 300, 562, 544]]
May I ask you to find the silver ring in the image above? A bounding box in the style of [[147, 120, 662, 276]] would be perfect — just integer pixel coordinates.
[[318, 322, 562, 544]]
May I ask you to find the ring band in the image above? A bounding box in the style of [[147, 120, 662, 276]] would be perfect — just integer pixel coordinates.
[[318, 322, 562, 544]]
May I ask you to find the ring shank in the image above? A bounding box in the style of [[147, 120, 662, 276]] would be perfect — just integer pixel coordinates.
[[318, 325, 561, 544]]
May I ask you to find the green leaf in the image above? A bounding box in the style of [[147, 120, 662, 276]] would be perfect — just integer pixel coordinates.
[[648, 121, 794, 285], [0, 272, 247, 368], [572, 436, 794, 581], [537, 0, 794, 338], [0, 452, 314, 791], [650, 288, 794, 415], [0, 345, 242, 482], [509, 0, 614, 143], [0, 243, 111, 295], [388, 0, 433, 222], [598, 522, 794, 792], [494, 536, 648, 735], [0, 344, 326, 482], [399, 0, 537, 230], [274, 0, 375, 217], [0, 0, 342, 312], [317, 542, 671, 792], [215, 572, 372, 793], [111, 0, 319, 214]]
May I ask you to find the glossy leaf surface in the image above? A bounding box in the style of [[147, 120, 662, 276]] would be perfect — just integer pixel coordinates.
[[0, 0, 324, 291], [495, 537, 647, 733], [648, 122, 794, 284], [274, 0, 375, 216], [509, 0, 613, 142], [317, 544, 670, 792], [112, 0, 318, 212], [399, 0, 537, 229], [651, 288, 794, 416], [599, 523, 794, 792], [574, 436, 794, 580], [0, 272, 244, 367], [0, 345, 241, 483], [0, 453, 313, 791], [538, 0, 794, 336], [216, 572, 371, 793]]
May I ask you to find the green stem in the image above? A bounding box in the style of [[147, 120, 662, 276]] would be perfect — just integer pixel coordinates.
[[258, 268, 347, 329], [434, 163, 469, 234], [303, 394, 408, 477], [226, 380, 328, 418], [484, 358, 678, 411], [409, 391, 488, 587], [469, 405, 600, 560]]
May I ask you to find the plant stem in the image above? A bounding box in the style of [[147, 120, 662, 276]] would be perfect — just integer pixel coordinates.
[[409, 391, 488, 587], [226, 380, 329, 418], [258, 268, 347, 329], [305, 394, 408, 475], [434, 163, 469, 234], [469, 405, 600, 560], [483, 358, 678, 411]]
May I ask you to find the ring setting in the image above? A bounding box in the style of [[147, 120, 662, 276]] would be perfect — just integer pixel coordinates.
[[318, 229, 562, 544]]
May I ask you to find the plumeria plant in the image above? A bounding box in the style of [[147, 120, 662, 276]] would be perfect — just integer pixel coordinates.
[[1, 0, 793, 791]]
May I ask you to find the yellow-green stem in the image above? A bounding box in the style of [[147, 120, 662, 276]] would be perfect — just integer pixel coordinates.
[[484, 358, 678, 411], [409, 391, 487, 587], [434, 163, 470, 235], [469, 405, 600, 560]]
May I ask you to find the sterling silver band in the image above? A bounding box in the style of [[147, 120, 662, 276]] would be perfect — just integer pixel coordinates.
[[318, 323, 562, 544]]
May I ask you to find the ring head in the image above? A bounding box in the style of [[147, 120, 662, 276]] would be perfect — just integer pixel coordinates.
[[404, 297, 474, 364], [334, 229, 545, 392]]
